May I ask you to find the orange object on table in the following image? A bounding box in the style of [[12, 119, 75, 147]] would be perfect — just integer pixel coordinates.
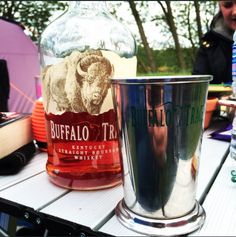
[[204, 97, 219, 129], [31, 98, 47, 151]]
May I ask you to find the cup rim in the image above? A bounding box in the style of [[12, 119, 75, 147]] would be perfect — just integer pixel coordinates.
[[111, 75, 213, 84]]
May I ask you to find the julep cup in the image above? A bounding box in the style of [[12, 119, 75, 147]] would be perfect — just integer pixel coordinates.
[[111, 75, 212, 236]]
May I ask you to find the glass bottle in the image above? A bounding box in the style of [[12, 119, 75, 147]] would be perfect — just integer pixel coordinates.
[[39, 1, 137, 190], [231, 31, 236, 160]]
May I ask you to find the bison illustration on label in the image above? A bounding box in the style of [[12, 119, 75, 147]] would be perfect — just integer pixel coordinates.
[[42, 50, 114, 114]]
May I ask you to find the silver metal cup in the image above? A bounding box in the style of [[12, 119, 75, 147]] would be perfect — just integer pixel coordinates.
[[111, 75, 212, 236]]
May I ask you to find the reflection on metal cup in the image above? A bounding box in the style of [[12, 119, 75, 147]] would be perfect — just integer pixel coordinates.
[[111, 75, 212, 236]]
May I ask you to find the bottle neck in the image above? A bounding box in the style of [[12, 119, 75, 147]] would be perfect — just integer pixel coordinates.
[[68, 1, 108, 13]]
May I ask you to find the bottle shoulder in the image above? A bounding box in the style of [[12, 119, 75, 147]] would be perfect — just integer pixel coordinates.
[[40, 12, 136, 58]]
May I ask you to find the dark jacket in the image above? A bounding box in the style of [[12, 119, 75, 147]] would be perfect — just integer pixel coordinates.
[[192, 30, 233, 84]]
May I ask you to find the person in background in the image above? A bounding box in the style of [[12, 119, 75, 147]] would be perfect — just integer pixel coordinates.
[[192, 1, 236, 84]]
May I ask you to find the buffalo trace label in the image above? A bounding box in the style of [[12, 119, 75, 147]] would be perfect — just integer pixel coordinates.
[[41, 49, 136, 163], [129, 102, 205, 128], [45, 110, 120, 161]]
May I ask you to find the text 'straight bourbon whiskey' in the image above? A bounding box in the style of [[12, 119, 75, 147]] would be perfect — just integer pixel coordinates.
[[39, 1, 137, 190]]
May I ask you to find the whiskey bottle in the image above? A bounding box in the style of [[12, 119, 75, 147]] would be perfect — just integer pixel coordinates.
[[39, 1, 137, 190]]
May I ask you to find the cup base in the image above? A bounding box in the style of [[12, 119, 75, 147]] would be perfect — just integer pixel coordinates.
[[115, 199, 205, 236]]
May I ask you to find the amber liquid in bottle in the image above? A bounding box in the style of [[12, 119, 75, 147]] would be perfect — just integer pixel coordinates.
[[46, 155, 121, 190], [45, 109, 122, 190]]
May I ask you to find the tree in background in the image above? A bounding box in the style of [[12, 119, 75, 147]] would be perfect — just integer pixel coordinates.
[[0, 1, 67, 42], [172, 1, 199, 64], [156, 1, 186, 71], [201, 1, 218, 31], [179, 1, 217, 64], [128, 1, 156, 73], [194, 0, 203, 44]]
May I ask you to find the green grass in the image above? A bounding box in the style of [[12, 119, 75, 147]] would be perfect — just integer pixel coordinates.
[[137, 70, 191, 76]]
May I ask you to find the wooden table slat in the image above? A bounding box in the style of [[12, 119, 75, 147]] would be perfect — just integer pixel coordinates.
[[41, 185, 123, 230], [192, 156, 236, 236], [0, 172, 68, 210]]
